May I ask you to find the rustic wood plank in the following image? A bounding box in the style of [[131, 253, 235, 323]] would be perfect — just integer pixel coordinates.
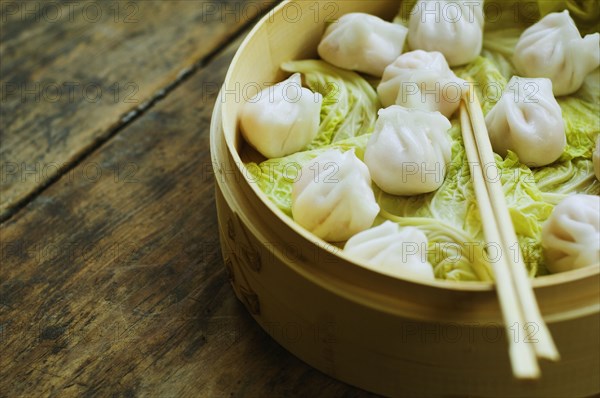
[[0, 31, 377, 397], [0, 0, 275, 220]]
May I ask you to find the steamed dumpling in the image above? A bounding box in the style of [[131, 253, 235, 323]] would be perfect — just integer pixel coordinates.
[[240, 73, 323, 158], [542, 194, 600, 273], [364, 106, 452, 195], [317, 13, 408, 77], [407, 0, 484, 67], [344, 221, 434, 280], [378, 50, 466, 117], [513, 11, 600, 96], [485, 76, 566, 167], [292, 149, 380, 242], [594, 137, 600, 181]]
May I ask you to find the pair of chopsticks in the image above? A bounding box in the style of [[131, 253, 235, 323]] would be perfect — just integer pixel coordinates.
[[459, 88, 560, 379]]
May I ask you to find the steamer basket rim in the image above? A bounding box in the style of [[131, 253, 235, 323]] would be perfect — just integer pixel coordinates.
[[217, 0, 600, 294]]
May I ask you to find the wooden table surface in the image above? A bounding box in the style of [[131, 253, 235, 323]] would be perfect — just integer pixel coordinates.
[[0, 1, 377, 396]]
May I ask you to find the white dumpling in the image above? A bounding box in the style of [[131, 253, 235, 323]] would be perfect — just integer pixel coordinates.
[[344, 221, 434, 280], [485, 76, 566, 167], [542, 194, 600, 273], [407, 0, 484, 67], [364, 106, 452, 195], [240, 73, 323, 158], [317, 13, 408, 77], [292, 149, 380, 242], [594, 137, 600, 181], [513, 11, 600, 96], [378, 50, 466, 117]]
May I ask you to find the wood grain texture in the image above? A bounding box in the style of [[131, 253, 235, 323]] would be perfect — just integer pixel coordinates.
[[0, 27, 377, 398], [0, 0, 275, 220]]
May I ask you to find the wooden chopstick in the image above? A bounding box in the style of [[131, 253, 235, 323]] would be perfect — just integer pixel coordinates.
[[464, 88, 560, 363], [459, 102, 540, 379]]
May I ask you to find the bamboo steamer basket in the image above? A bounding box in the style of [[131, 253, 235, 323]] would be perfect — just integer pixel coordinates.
[[210, 1, 600, 396]]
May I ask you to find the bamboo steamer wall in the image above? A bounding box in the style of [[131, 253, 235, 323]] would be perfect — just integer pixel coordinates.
[[210, 1, 600, 396]]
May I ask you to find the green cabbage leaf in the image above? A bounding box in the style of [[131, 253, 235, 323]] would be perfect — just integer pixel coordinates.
[[281, 60, 380, 149], [245, 134, 370, 217]]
